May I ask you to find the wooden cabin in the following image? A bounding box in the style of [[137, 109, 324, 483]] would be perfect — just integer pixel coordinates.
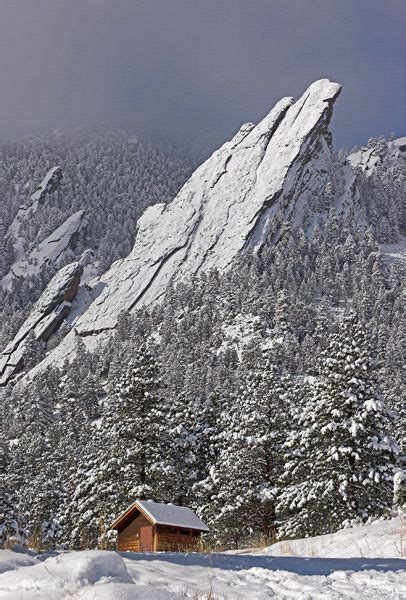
[[110, 499, 210, 552]]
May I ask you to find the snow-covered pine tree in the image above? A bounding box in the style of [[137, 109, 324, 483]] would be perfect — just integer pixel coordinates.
[[393, 444, 405, 515], [277, 311, 398, 538], [105, 343, 170, 500], [168, 388, 222, 508], [6, 376, 61, 549], [0, 439, 28, 549], [67, 343, 170, 547], [53, 395, 98, 549], [58, 429, 109, 549], [201, 355, 290, 547]]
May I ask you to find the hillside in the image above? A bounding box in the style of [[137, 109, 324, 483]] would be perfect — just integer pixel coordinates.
[[1, 79, 405, 385]]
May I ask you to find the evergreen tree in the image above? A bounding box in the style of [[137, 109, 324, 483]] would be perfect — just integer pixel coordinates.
[[0, 440, 28, 549], [62, 343, 171, 548], [104, 343, 170, 501], [277, 311, 398, 538], [201, 356, 290, 546], [7, 378, 62, 549]]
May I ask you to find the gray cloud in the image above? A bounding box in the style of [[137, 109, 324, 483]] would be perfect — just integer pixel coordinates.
[[0, 0, 404, 150]]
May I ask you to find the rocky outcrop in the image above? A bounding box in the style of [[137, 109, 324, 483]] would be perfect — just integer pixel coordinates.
[[6, 166, 63, 258], [29, 166, 63, 209], [1, 211, 88, 290], [77, 80, 340, 328], [2, 166, 65, 290], [21, 79, 343, 376], [0, 262, 83, 385], [347, 136, 406, 176]]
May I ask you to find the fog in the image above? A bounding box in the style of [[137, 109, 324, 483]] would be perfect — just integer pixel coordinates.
[[0, 0, 404, 150]]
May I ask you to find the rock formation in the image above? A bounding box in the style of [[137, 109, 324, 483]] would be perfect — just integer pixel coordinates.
[[0, 262, 83, 385], [2, 210, 87, 290]]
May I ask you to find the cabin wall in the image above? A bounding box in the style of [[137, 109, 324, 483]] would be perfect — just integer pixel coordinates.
[[156, 525, 200, 552], [117, 513, 152, 552]]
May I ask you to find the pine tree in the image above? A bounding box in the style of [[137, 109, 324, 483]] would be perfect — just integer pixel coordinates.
[[0, 440, 28, 549], [277, 311, 398, 538], [103, 344, 170, 502], [63, 343, 171, 548], [7, 377, 61, 549], [168, 389, 221, 508], [201, 356, 290, 547]]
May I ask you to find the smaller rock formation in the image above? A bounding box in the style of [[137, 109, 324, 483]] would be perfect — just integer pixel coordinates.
[[7, 166, 63, 250], [28, 166, 63, 210], [1, 211, 88, 290], [0, 262, 83, 385]]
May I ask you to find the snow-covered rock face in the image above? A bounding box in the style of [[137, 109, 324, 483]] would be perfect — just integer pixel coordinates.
[[77, 80, 339, 330], [1, 211, 88, 290], [6, 167, 63, 261], [0, 262, 83, 385], [22, 79, 342, 375], [347, 137, 406, 177], [30, 165, 63, 204]]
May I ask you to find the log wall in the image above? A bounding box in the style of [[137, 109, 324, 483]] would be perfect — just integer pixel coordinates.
[[117, 513, 152, 551], [156, 525, 200, 552]]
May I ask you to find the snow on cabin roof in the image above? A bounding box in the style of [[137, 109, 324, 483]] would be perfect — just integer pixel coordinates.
[[111, 500, 210, 532], [137, 500, 210, 531]]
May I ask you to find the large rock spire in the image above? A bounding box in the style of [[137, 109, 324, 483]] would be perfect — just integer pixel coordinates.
[[5, 79, 342, 380]]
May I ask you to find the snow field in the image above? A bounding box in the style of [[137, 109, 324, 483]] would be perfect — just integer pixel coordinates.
[[122, 551, 406, 599], [0, 549, 404, 599], [267, 517, 405, 559], [1, 519, 405, 600]]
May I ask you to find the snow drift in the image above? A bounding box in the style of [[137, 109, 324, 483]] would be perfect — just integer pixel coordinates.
[[267, 517, 404, 559]]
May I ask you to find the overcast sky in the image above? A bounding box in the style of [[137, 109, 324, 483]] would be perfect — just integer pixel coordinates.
[[0, 0, 404, 150]]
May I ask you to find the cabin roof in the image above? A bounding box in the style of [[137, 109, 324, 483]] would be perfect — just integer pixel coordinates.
[[110, 499, 210, 532]]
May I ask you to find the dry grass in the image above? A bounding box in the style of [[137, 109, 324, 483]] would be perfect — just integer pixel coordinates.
[[400, 511, 405, 558]]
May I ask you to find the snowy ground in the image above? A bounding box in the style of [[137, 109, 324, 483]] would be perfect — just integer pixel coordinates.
[[266, 517, 404, 559], [0, 519, 404, 599]]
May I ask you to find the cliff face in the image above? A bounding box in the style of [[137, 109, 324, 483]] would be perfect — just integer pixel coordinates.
[[9, 79, 343, 378]]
